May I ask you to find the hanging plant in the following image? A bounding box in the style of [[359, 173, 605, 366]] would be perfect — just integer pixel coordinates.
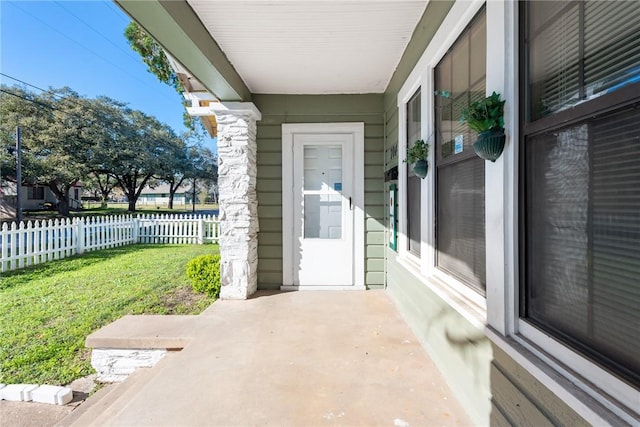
[[405, 139, 429, 179], [460, 91, 506, 162]]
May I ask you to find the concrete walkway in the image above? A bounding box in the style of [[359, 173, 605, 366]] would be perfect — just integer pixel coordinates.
[[63, 291, 471, 426]]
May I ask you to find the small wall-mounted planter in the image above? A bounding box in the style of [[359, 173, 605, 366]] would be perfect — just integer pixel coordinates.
[[412, 159, 429, 179], [460, 91, 506, 162], [406, 139, 430, 179], [473, 129, 506, 162]]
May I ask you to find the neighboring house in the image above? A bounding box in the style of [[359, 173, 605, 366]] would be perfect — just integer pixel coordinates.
[[118, 1, 639, 425], [1, 182, 82, 211], [137, 183, 192, 206]]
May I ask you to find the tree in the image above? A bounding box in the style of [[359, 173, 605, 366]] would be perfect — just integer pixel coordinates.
[[187, 145, 218, 212], [84, 172, 118, 208], [1, 86, 45, 180], [82, 96, 129, 208], [102, 109, 179, 212], [32, 88, 94, 216], [125, 21, 202, 132], [0, 85, 92, 216], [155, 134, 190, 209]]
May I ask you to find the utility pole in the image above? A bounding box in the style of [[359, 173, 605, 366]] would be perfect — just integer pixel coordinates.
[[15, 126, 23, 223], [192, 178, 196, 213]]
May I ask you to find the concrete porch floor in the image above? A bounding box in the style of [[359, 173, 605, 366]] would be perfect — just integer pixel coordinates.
[[63, 291, 471, 426]]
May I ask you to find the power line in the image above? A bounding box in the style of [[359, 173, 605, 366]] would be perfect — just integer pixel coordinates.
[[53, 1, 141, 64], [1, 73, 115, 121], [0, 73, 49, 94], [101, 0, 130, 25], [1, 73, 187, 138], [0, 88, 60, 114], [7, 1, 179, 105], [0, 89, 110, 141]]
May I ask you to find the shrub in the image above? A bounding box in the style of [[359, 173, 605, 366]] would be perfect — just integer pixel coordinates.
[[185, 254, 221, 298]]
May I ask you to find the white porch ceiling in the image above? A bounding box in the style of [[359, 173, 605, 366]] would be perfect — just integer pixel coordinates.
[[187, 1, 428, 95]]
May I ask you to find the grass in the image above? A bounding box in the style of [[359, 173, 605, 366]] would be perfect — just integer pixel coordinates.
[[0, 244, 218, 386]]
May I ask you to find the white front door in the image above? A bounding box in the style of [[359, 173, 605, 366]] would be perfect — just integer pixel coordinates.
[[282, 123, 365, 290]]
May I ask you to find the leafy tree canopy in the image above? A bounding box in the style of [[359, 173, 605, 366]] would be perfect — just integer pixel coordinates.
[[1, 84, 210, 215], [124, 21, 204, 133]]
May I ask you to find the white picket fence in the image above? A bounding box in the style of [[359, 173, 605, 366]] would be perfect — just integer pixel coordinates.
[[0, 214, 219, 273]]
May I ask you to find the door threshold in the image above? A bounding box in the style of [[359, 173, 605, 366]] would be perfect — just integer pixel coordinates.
[[281, 285, 367, 291]]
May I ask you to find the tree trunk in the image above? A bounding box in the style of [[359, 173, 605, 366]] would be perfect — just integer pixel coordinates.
[[168, 188, 176, 209], [126, 182, 137, 212], [100, 189, 110, 208], [58, 198, 70, 217], [48, 182, 72, 217]]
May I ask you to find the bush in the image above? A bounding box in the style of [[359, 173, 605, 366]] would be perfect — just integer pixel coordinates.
[[185, 254, 221, 298]]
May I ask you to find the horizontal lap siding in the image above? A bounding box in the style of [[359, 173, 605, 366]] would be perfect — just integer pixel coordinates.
[[256, 121, 283, 289], [490, 345, 590, 427], [385, 252, 492, 425], [253, 94, 385, 290]]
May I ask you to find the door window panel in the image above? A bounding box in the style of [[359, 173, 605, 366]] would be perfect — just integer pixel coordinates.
[[303, 144, 343, 240]]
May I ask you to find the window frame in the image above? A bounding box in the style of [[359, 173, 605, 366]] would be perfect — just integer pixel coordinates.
[[433, 8, 487, 295], [28, 186, 45, 200], [396, 0, 488, 307], [405, 88, 423, 258], [397, 78, 425, 269], [516, 0, 640, 415]]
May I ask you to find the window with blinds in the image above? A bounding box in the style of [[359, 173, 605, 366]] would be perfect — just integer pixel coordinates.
[[522, 0, 640, 387], [407, 89, 421, 257], [527, 1, 640, 121], [434, 8, 486, 293]]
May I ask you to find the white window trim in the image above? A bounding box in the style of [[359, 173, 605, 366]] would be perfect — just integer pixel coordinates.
[[498, 0, 640, 420], [397, 0, 487, 309], [397, 78, 422, 269], [396, 0, 639, 423]]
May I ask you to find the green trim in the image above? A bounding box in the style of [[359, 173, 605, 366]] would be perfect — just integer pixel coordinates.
[[116, 0, 251, 101], [389, 184, 397, 251]]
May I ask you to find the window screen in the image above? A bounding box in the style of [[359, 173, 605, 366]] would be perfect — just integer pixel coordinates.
[[407, 89, 421, 257], [435, 8, 486, 293], [523, 0, 640, 386], [527, 1, 640, 121]]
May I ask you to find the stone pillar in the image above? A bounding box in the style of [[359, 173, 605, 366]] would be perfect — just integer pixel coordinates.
[[214, 104, 260, 299]]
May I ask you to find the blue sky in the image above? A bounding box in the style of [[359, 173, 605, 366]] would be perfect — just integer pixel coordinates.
[[0, 0, 215, 150]]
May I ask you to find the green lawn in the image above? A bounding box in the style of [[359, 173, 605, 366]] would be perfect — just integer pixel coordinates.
[[0, 244, 218, 385]]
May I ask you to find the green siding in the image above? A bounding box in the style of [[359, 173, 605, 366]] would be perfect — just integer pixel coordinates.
[[385, 253, 493, 425], [383, 0, 455, 113], [253, 94, 385, 290], [490, 345, 591, 427]]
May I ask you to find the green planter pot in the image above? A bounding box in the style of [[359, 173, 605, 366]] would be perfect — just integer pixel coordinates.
[[473, 129, 506, 162], [412, 159, 428, 179]]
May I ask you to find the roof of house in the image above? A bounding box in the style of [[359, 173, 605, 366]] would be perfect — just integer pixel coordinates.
[[139, 183, 192, 195]]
